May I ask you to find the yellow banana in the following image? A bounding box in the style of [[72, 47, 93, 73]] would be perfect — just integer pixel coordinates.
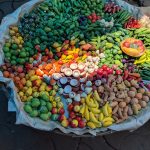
[[99, 112, 104, 121], [93, 90, 101, 102], [84, 105, 90, 121], [107, 105, 112, 115], [89, 112, 100, 124], [93, 98, 99, 108], [87, 122, 96, 129], [86, 97, 97, 108], [102, 117, 114, 123], [89, 107, 101, 114], [93, 122, 102, 128], [79, 104, 85, 117], [103, 121, 113, 127], [102, 102, 109, 117]]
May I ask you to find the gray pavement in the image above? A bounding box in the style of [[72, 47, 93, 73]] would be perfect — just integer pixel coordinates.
[[1, 1, 150, 150]]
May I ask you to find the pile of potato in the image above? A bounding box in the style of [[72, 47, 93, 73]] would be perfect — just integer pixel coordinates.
[[97, 75, 150, 123]]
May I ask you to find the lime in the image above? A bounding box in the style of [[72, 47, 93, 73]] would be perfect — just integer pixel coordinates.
[[25, 57, 29, 62], [107, 57, 112, 61], [5, 57, 11, 61], [5, 43, 11, 47], [118, 50, 122, 54], [17, 58, 25, 64], [115, 55, 121, 60], [5, 52, 11, 57], [11, 60, 17, 65], [26, 52, 30, 57], [114, 60, 122, 65], [108, 54, 113, 58], [11, 56, 16, 60], [13, 50, 19, 56], [101, 58, 106, 63], [3, 47, 9, 53], [112, 49, 118, 55], [11, 44, 18, 50], [19, 51, 26, 57]]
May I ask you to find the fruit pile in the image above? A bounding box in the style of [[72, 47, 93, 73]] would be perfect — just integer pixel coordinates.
[[0, 0, 150, 131]]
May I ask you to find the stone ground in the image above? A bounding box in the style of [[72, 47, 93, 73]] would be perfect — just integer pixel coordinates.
[[0, 0, 150, 150]]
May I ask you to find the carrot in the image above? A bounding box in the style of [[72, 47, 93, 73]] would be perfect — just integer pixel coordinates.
[[45, 64, 52, 70], [36, 69, 44, 77], [128, 73, 141, 78]]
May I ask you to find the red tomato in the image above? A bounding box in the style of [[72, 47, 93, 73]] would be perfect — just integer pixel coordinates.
[[135, 40, 143, 46], [92, 19, 96, 23], [116, 70, 122, 75], [102, 71, 108, 77], [97, 68, 103, 75], [123, 42, 130, 48], [102, 65, 108, 71], [107, 68, 113, 74], [139, 45, 145, 51], [97, 16, 101, 20], [88, 16, 92, 20]]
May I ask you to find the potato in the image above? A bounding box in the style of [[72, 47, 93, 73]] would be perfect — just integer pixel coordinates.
[[112, 115, 119, 121], [97, 86, 104, 93], [128, 91, 136, 98], [124, 106, 129, 113], [142, 96, 149, 102], [119, 102, 126, 108], [124, 97, 131, 104], [125, 88, 130, 92], [112, 105, 119, 114], [135, 93, 143, 100], [128, 106, 133, 116], [132, 104, 139, 115], [131, 98, 139, 104], [110, 101, 118, 107], [130, 87, 137, 92], [145, 91, 150, 98], [113, 112, 119, 118], [138, 88, 145, 94], [136, 104, 142, 110], [118, 108, 123, 119], [124, 80, 131, 87], [130, 80, 139, 88], [116, 98, 123, 102], [139, 101, 147, 108], [123, 106, 128, 118]]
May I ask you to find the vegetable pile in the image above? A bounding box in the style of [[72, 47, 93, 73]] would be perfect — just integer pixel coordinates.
[[0, 0, 150, 131]]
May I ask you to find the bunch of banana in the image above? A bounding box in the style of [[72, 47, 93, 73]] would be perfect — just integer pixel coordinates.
[[100, 102, 114, 127], [79, 93, 114, 129], [134, 50, 150, 65], [129, 28, 150, 49]]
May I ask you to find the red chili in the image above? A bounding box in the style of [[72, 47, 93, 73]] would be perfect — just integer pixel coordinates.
[[123, 70, 129, 80]]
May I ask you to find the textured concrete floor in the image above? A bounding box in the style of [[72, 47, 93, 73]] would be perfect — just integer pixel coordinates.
[[1, 1, 150, 150]]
